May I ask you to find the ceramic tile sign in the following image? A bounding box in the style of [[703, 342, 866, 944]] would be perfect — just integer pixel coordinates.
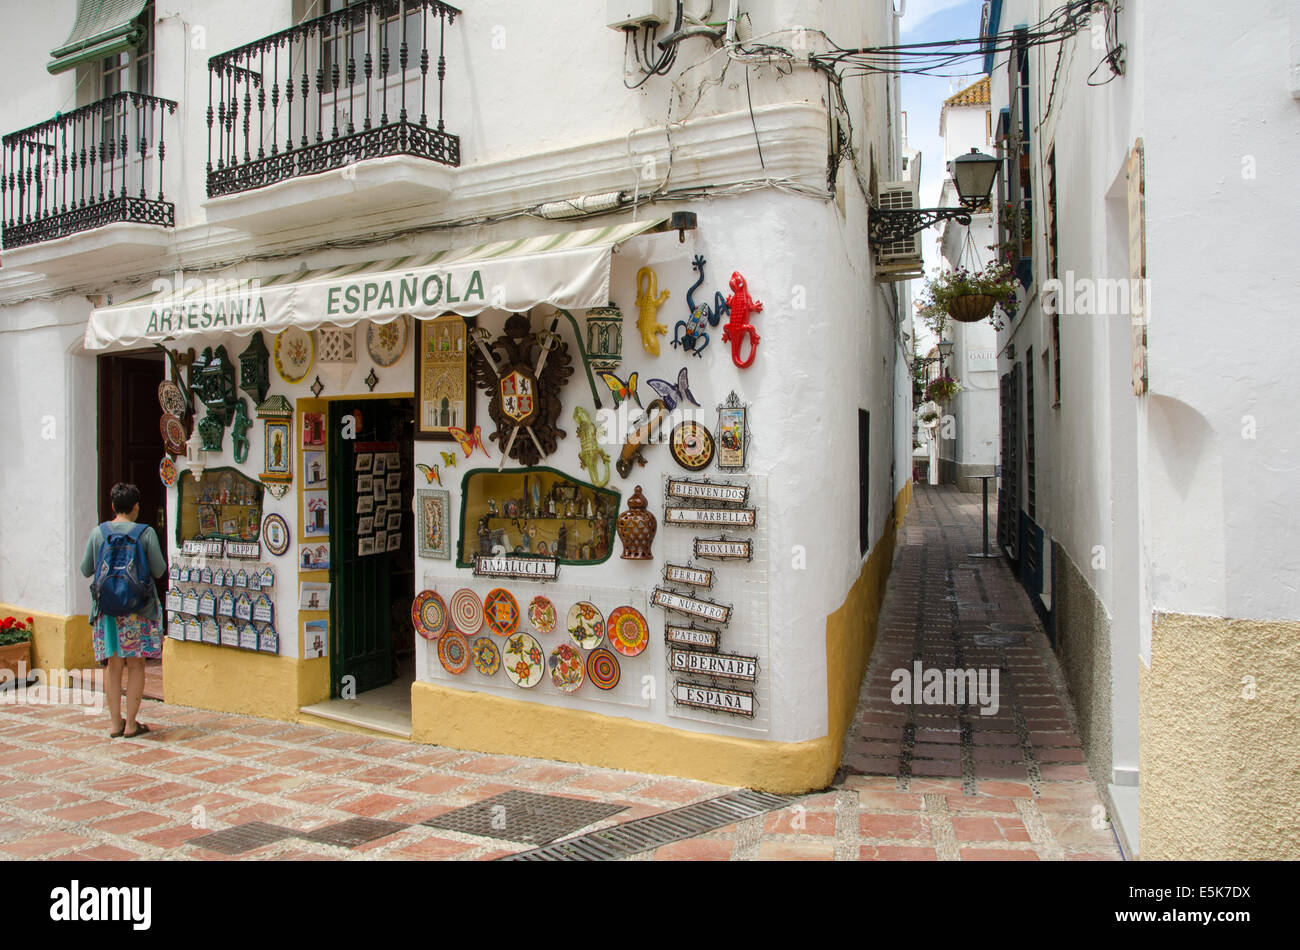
[[664, 506, 756, 528], [220, 620, 240, 648], [199, 566, 213, 585], [693, 537, 753, 562], [669, 648, 758, 683], [258, 624, 279, 654], [182, 589, 200, 614], [182, 539, 224, 557], [252, 593, 274, 624], [671, 681, 755, 718], [184, 619, 201, 642], [234, 593, 253, 622], [198, 590, 216, 617], [201, 618, 220, 645], [650, 587, 731, 626], [472, 554, 559, 582], [225, 540, 261, 559], [663, 563, 714, 589], [217, 591, 235, 618], [664, 624, 720, 650], [239, 623, 259, 651], [165, 589, 183, 613], [665, 477, 749, 506], [167, 613, 184, 640], [259, 566, 275, 587]]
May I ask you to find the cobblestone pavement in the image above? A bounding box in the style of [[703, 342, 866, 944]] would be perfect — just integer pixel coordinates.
[[0, 485, 1120, 860]]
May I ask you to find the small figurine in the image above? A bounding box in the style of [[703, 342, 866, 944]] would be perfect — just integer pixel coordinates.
[[635, 266, 670, 356], [723, 270, 763, 368], [230, 398, 252, 464], [556, 524, 569, 559], [616, 399, 670, 479], [673, 255, 713, 357], [574, 406, 611, 488]]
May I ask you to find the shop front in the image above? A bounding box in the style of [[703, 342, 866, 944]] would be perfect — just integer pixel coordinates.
[[84, 202, 904, 793]]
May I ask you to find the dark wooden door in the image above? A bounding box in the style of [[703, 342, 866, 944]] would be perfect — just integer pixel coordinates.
[[328, 399, 415, 697]]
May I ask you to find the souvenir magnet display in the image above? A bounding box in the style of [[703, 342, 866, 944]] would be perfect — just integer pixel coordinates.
[[528, 595, 557, 634], [469, 314, 573, 468], [646, 367, 700, 411], [586, 648, 622, 691], [573, 406, 611, 488], [449, 588, 484, 634], [472, 636, 501, 676], [262, 513, 290, 557], [715, 391, 750, 472], [548, 643, 585, 693], [483, 588, 521, 637], [438, 630, 471, 675], [722, 271, 762, 369], [616, 485, 657, 560], [634, 265, 670, 356], [606, 606, 650, 657], [566, 601, 604, 650], [669, 421, 715, 472], [503, 632, 545, 688], [616, 399, 670, 479]]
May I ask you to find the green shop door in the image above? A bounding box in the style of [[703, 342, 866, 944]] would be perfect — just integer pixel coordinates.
[[328, 399, 416, 697]]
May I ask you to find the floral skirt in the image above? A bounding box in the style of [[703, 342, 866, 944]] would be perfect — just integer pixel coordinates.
[[93, 613, 162, 664]]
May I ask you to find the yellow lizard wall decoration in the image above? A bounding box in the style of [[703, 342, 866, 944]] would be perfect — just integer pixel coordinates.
[[634, 266, 669, 357]]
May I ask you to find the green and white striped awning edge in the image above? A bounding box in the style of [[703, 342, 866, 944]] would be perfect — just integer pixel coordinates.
[[48, 0, 149, 75]]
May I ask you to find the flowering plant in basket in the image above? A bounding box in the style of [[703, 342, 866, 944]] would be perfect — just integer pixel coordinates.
[[924, 376, 961, 404], [918, 260, 1020, 329], [0, 616, 35, 646]]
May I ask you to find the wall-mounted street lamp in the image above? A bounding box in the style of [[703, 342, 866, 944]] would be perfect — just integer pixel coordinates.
[[870, 149, 1001, 247], [936, 339, 955, 376]]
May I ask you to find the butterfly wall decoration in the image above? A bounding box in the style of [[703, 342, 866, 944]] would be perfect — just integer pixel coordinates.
[[600, 371, 642, 410], [448, 425, 490, 460], [440, 451, 458, 468], [416, 463, 441, 485], [646, 367, 700, 412]]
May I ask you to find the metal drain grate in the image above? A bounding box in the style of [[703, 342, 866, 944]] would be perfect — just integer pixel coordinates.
[[423, 790, 625, 845], [187, 821, 296, 855], [500, 789, 792, 861], [299, 817, 410, 848]]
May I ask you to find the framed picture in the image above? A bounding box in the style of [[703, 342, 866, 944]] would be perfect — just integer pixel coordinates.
[[358, 536, 375, 557], [355, 452, 373, 473], [373, 481, 387, 503], [303, 490, 329, 537], [358, 516, 374, 535], [303, 451, 326, 487], [303, 619, 328, 659], [385, 471, 402, 491], [386, 512, 402, 531], [385, 452, 400, 469], [302, 412, 324, 447], [415, 314, 474, 441], [298, 582, 331, 610], [264, 421, 292, 476], [198, 505, 219, 537], [716, 391, 750, 472], [357, 474, 373, 493], [372, 456, 386, 477], [374, 530, 388, 551], [357, 495, 374, 514], [386, 532, 402, 552], [417, 488, 451, 560], [300, 544, 330, 570]]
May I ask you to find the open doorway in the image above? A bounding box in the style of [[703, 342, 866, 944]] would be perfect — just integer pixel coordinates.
[[327, 398, 416, 709]]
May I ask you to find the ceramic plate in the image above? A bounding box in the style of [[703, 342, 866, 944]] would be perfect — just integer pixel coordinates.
[[670, 420, 715, 471], [450, 587, 483, 634], [366, 315, 410, 367], [472, 636, 500, 676], [606, 605, 650, 657], [158, 380, 187, 418], [502, 632, 544, 688], [586, 648, 621, 690], [528, 595, 557, 634], [261, 513, 290, 557], [438, 630, 471, 675], [566, 601, 604, 650], [160, 413, 187, 455], [274, 326, 315, 384], [159, 456, 178, 487], [483, 588, 520, 637], [412, 590, 448, 639], [548, 643, 585, 693]]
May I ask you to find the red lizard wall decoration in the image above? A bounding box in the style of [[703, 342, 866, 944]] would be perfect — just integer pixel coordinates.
[[722, 271, 762, 369]]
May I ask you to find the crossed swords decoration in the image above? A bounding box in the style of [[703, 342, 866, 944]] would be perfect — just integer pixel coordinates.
[[468, 312, 575, 470]]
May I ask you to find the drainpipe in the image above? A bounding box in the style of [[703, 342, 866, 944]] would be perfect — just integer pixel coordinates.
[[725, 0, 739, 46]]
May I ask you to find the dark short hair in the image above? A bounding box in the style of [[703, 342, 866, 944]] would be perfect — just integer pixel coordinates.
[[110, 483, 141, 514]]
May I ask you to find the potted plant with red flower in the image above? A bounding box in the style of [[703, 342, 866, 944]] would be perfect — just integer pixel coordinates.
[[0, 616, 35, 680]]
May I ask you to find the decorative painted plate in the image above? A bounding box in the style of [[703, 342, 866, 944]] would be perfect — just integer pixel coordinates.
[[274, 326, 315, 384], [528, 595, 557, 634], [502, 632, 544, 688], [366, 315, 410, 367], [158, 380, 187, 418], [670, 420, 716, 471], [160, 413, 187, 456], [261, 513, 290, 557], [483, 588, 520, 637], [159, 456, 178, 487], [566, 601, 604, 650], [412, 589, 448, 639], [472, 636, 501, 676], [450, 587, 483, 634], [606, 605, 650, 657], [438, 630, 471, 675], [548, 643, 585, 693], [586, 648, 621, 691]]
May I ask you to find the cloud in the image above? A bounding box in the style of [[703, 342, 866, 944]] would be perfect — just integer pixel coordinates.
[[901, 0, 975, 32]]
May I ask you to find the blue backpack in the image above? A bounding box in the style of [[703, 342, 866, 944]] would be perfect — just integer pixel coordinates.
[[91, 523, 152, 617]]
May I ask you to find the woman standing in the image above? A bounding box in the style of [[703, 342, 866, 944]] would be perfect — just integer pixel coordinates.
[[79, 483, 167, 738]]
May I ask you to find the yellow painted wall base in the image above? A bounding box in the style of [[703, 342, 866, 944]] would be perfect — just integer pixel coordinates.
[[0, 605, 95, 680], [162, 639, 305, 722], [409, 483, 909, 792], [1139, 611, 1300, 860]]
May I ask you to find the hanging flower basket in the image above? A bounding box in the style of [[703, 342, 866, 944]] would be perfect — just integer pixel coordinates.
[[924, 377, 961, 404], [947, 293, 998, 323], [918, 261, 1020, 332]]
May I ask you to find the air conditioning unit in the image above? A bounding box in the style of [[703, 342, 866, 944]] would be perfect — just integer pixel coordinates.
[[874, 180, 925, 281], [607, 0, 674, 31]]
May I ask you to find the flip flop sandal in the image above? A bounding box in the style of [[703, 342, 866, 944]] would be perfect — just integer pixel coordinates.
[[123, 723, 151, 739], [109, 722, 126, 738]]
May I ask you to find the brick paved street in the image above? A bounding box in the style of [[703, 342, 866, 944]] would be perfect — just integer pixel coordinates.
[[0, 485, 1120, 860]]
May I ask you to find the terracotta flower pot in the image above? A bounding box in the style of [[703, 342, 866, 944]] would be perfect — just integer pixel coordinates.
[[0, 641, 31, 680], [948, 293, 998, 323]]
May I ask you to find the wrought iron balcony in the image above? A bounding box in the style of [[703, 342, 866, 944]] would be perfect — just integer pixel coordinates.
[[1, 92, 177, 250], [207, 0, 461, 200]]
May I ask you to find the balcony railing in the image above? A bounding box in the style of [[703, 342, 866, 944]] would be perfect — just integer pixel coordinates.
[[207, 0, 461, 200], [1, 92, 177, 250]]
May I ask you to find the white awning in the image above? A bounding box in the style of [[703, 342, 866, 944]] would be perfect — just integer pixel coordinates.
[[84, 216, 673, 351]]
